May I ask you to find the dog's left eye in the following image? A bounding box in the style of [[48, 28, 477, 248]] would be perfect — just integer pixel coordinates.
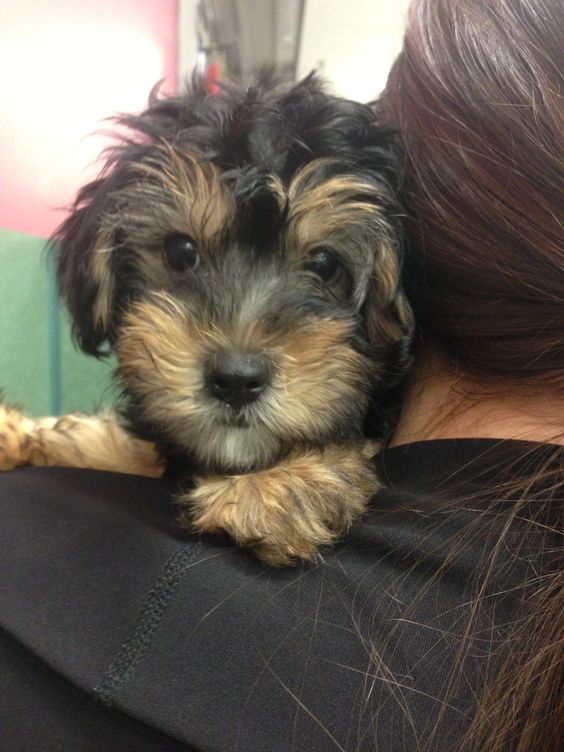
[[303, 247, 352, 295], [163, 234, 200, 272]]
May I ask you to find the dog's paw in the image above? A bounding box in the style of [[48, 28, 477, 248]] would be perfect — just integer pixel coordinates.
[[182, 443, 381, 565], [2, 407, 164, 476], [0, 404, 37, 470]]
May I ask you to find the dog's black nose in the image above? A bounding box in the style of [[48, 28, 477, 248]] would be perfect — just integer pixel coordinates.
[[206, 351, 271, 409]]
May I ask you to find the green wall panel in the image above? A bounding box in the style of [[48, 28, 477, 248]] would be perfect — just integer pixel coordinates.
[[59, 316, 117, 415], [0, 227, 115, 416], [0, 229, 51, 415]]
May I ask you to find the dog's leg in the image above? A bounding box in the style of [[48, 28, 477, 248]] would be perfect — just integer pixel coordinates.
[[183, 441, 381, 565], [0, 404, 163, 477]]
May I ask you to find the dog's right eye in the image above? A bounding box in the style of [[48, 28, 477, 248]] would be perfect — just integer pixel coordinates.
[[163, 234, 200, 272]]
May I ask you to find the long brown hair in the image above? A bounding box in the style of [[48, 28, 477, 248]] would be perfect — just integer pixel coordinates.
[[380, 0, 563, 749], [383, 0, 563, 390]]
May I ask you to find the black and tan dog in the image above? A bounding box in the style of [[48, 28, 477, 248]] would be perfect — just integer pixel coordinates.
[[0, 73, 413, 564]]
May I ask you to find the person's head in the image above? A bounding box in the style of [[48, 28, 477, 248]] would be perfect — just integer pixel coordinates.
[[378, 3, 563, 751], [381, 0, 563, 397]]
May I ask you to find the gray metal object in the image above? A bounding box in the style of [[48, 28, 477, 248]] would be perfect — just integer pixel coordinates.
[[197, 0, 305, 83]]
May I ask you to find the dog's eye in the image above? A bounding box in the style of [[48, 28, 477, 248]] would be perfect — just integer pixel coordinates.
[[303, 247, 352, 296], [163, 234, 199, 272]]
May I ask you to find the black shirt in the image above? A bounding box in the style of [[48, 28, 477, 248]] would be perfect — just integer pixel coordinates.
[[0, 439, 561, 751]]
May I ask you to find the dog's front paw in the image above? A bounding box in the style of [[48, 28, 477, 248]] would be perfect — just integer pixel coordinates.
[[182, 443, 381, 565], [0, 404, 37, 470]]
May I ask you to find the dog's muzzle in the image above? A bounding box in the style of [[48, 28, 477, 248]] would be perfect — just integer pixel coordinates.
[[205, 349, 273, 410]]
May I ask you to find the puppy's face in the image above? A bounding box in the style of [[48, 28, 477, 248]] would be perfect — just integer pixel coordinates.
[[54, 76, 413, 472]]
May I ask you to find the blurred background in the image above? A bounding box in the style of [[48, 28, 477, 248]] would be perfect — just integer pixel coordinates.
[[0, 0, 410, 416]]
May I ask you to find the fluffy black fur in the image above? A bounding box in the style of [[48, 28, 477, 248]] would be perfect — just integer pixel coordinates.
[[54, 76, 402, 334], [52, 72, 413, 470]]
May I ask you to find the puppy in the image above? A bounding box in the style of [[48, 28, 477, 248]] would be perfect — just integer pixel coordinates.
[[0, 73, 413, 564]]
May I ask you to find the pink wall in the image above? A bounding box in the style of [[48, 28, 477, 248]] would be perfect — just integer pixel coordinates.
[[0, 0, 178, 238]]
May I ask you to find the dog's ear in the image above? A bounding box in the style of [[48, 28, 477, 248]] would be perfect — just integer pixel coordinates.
[[51, 137, 157, 357], [364, 232, 414, 388], [344, 112, 414, 388], [50, 172, 122, 357]]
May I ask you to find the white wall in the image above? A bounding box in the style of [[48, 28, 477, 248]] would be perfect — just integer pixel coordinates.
[[178, 0, 199, 81], [298, 0, 411, 101]]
